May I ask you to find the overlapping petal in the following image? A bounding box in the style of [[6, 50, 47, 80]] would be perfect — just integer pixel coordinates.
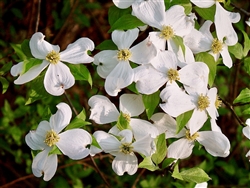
[[119, 94, 144, 117], [112, 29, 139, 49], [167, 138, 194, 159]]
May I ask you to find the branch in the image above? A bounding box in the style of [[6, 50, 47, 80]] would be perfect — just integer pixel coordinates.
[[231, 3, 250, 16]]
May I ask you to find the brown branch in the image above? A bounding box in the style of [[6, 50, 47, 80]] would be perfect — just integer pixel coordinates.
[[64, 90, 78, 116], [231, 3, 250, 16], [131, 168, 146, 188], [0, 174, 35, 188], [35, 0, 41, 32]]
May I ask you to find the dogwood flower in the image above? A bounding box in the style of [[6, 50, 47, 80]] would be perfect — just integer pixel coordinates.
[[246, 18, 250, 27], [132, 1, 194, 50], [92, 129, 154, 175], [184, 20, 233, 68], [151, 113, 230, 159], [190, 0, 240, 46], [113, 0, 143, 9], [93, 28, 157, 96], [25, 102, 92, 181], [134, 50, 209, 94], [243, 119, 250, 161], [11, 32, 94, 96]]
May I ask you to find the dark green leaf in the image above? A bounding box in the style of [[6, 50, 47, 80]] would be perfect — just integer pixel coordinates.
[[0, 76, 9, 94], [194, 5, 215, 22], [67, 64, 92, 86], [162, 158, 176, 169], [95, 39, 117, 50], [233, 88, 250, 104], [108, 5, 131, 26], [0, 62, 13, 76], [21, 39, 33, 58], [142, 91, 160, 119], [10, 43, 27, 61]]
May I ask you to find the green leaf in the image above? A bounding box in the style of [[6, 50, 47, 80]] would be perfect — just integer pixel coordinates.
[[194, 5, 215, 21], [108, 5, 131, 26], [171, 0, 192, 14], [49, 145, 62, 155], [10, 43, 27, 61], [0, 76, 9, 94], [152, 133, 167, 165], [172, 163, 183, 180], [21, 39, 33, 58], [176, 110, 193, 134], [142, 91, 160, 119], [127, 82, 139, 94], [108, 14, 145, 33], [162, 158, 176, 169], [67, 64, 92, 86], [95, 39, 117, 50], [233, 88, 250, 104], [195, 52, 217, 87], [228, 42, 244, 59], [0, 62, 12, 76], [91, 135, 101, 149], [22, 58, 43, 74], [66, 108, 91, 130], [116, 111, 132, 131], [242, 30, 250, 57], [138, 156, 159, 171], [172, 35, 185, 54], [243, 57, 250, 75], [180, 167, 211, 183]]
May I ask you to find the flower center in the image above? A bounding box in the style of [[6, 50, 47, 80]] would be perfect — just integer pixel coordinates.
[[215, 95, 222, 109], [185, 130, 199, 141], [197, 94, 210, 111], [119, 143, 133, 154], [160, 25, 174, 40], [167, 69, 180, 83], [46, 50, 60, 64], [117, 49, 131, 61], [44, 130, 60, 147], [216, 0, 224, 2], [123, 113, 131, 122], [211, 38, 223, 54]]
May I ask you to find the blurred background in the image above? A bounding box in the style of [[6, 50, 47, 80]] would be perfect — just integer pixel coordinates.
[[0, 0, 250, 187]]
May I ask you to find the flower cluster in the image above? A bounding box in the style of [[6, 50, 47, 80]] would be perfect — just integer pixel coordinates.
[[9, 0, 250, 186]]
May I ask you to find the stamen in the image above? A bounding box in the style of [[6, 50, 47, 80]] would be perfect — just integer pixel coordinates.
[[117, 49, 131, 61], [185, 130, 199, 141], [44, 130, 60, 147], [215, 95, 222, 109], [167, 69, 180, 83], [160, 25, 174, 40], [119, 143, 133, 154], [197, 94, 210, 111], [211, 38, 223, 54], [123, 113, 131, 122], [46, 50, 60, 64]]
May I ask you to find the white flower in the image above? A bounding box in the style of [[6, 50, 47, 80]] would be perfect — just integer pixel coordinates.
[[195, 182, 208, 188], [113, 0, 143, 9], [190, 0, 240, 46], [134, 50, 209, 94], [94, 28, 157, 96], [243, 119, 250, 161], [93, 129, 154, 175], [246, 18, 250, 27], [132, 1, 194, 50], [11, 32, 94, 96], [25, 102, 92, 181]]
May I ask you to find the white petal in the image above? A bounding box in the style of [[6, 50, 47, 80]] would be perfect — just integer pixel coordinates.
[[130, 118, 159, 140], [10, 62, 24, 76], [57, 129, 91, 160], [148, 31, 166, 51], [113, 0, 134, 9], [14, 60, 49, 84], [30, 32, 60, 59], [132, 0, 164, 29], [60, 37, 94, 64], [104, 61, 134, 96], [134, 64, 167, 95], [90, 145, 102, 156], [167, 138, 194, 159], [190, 0, 215, 8], [112, 152, 138, 175], [132, 134, 155, 156], [130, 35, 158, 64], [187, 109, 208, 135], [195, 182, 208, 188], [119, 94, 144, 117], [118, 129, 133, 143], [243, 124, 250, 139], [88, 95, 119, 124], [210, 118, 222, 132], [94, 50, 119, 78], [112, 29, 139, 49], [151, 112, 185, 139], [49, 102, 72, 133], [197, 131, 230, 157], [206, 87, 218, 119], [220, 45, 232, 68], [44, 62, 75, 96]]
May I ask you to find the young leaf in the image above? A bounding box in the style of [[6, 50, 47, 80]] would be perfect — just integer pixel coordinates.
[[162, 158, 176, 169], [91, 135, 101, 150], [116, 111, 132, 131], [142, 91, 160, 119], [242, 30, 250, 57], [138, 156, 159, 171], [233, 88, 250, 104], [228, 42, 244, 59], [195, 52, 217, 87], [49, 145, 62, 155], [0, 76, 9, 94], [176, 110, 193, 134], [180, 167, 211, 183], [66, 109, 91, 130], [152, 133, 167, 165], [67, 64, 92, 87], [172, 163, 183, 180]]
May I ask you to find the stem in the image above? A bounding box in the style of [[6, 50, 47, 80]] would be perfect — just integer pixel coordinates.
[[231, 3, 250, 16], [132, 168, 146, 188], [35, 0, 41, 32], [64, 90, 78, 116]]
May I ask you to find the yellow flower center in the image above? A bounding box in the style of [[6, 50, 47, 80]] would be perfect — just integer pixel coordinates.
[[197, 94, 210, 111], [119, 143, 133, 154], [160, 25, 174, 40], [216, 0, 224, 2], [167, 69, 180, 83], [215, 95, 222, 109], [117, 49, 131, 61], [44, 130, 60, 147], [46, 50, 60, 64], [185, 130, 199, 141], [123, 113, 131, 122], [211, 38, 223, 54]]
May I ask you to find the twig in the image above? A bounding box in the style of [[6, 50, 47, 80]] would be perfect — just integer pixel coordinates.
[[35, 0, 41, 32], [64, 90, 78, 116], [0, 174, 35, 188], [231, 3, 250, 16], [131, 168, 146, 188]]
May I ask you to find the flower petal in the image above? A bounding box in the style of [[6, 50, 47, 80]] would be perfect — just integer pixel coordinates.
[[220, 45, 232, 68], [190, 0, 215, 8], [243, 122, 250, 139], [44, 62, 75, 96], [14, 60, 49, 84], [132, 134, 155, 156], [60, 37, 94, 64], [112, 29, 139, 49], [88, 95, 119, 124], [10, 62, 24, 77], [167, 138, 194, 159], [57, 129, 91, 160], [49, 102, 72, 133], [119, 94, 144, 117], [104, 61, 134, 96], [113, 0, 134, 9], [187, 109, 208, 135], [118, 129, 133, 143], [30, 32, 60, 59]]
